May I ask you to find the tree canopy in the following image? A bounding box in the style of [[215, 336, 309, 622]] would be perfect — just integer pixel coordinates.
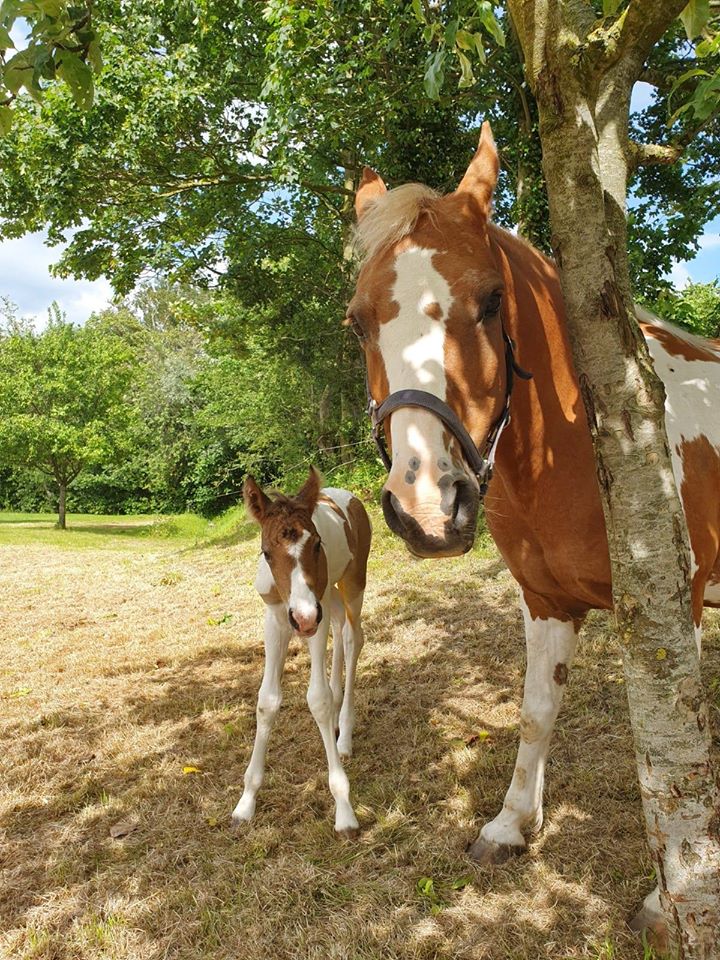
[[0, 0, 718, 519]]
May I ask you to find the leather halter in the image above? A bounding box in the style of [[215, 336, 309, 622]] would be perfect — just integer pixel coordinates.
[[367, 327, 532, 499]]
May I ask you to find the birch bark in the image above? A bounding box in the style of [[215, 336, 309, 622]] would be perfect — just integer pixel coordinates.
[[506, 1, 720, 955]]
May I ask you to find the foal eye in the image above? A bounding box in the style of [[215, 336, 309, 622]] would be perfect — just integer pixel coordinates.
[[481, 291, 503, 321], [262, 550, 270, 562], [314, 540, 322, 553]]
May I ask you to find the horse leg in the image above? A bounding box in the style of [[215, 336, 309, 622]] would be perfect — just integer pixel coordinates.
[[468, 590, 580, 863], [336, 587, 365, 759], [231, 603, 290, 825], [305, 609, 360, 837], [329, 587, 346, 738]]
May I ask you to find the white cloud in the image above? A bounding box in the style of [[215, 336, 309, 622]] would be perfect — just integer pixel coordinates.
[[0, 232, 114, 329], [699, 233, 720, 251], [668, 260, 693, 290]]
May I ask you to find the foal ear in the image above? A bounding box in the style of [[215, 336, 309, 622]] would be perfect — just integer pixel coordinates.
[[296, 467, 321, 513], [355, 166, 387, 220], [455, 121, 499, 219], [243, 476, 271, 524]]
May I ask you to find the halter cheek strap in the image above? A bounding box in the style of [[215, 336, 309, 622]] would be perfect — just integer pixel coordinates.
[[367, 327, 532, 499]]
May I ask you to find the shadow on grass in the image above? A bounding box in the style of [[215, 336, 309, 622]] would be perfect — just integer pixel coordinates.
[[0, 561, 681, 960]]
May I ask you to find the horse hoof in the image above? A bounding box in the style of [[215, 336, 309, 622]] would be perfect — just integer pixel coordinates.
[[629, 904, 669, 952], [336, 825, 361, 840], [466, 834, 525, 865]]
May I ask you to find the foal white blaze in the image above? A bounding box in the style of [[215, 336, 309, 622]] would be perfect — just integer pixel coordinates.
[[231, 470, 371, 837]]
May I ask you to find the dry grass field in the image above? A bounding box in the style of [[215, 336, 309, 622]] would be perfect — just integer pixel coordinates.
[[1, 505, 718, 960]]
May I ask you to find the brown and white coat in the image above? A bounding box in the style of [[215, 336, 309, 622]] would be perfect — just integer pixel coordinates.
[[232, 471, 371, 836], [348, 123, 720, 934]]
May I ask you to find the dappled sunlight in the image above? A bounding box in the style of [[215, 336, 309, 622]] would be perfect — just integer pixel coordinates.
[[1, 507, 718, 959]]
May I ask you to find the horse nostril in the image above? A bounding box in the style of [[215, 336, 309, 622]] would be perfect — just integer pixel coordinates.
[[288, 608, 300, 631], [451, 478, 479, 531], [315, 602, 323, 626], [381, 489, 408, 538]]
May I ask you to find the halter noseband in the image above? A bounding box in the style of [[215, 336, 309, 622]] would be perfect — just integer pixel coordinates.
[[367, 327, 532, 499]]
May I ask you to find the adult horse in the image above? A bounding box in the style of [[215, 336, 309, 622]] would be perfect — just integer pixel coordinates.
[[347, 122, 720, 938]]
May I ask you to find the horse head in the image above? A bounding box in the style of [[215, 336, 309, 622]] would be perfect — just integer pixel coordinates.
[[348, 122, 509, 558]]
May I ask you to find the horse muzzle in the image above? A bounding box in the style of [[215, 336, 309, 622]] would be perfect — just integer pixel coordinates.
[[381, 478, 479, 558]]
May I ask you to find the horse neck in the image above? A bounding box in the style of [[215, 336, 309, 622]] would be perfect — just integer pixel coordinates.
[[488, 225, 587, 489]]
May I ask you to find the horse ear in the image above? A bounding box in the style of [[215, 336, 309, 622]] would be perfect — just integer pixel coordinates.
[[455, 121, 499, 219], [355, 166, 387, 220], [297, 467, 321, 512], [244, 476, 271, 524]]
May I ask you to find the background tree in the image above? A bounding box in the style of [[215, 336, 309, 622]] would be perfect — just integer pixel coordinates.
[[1, 0, 99, 135], [0, 310, 135, 527]]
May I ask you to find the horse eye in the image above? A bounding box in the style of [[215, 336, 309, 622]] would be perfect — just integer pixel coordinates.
[[346, 314, 367, 341], [481, 291, 503, 321], [262, 549, 270, 561], [314, 540, 322, 553]]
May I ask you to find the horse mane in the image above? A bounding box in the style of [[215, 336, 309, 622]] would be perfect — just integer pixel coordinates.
[[353, 183, 441, 262]]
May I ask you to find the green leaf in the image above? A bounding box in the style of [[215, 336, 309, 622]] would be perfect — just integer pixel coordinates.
[[3, 48, 35, 95], [87, 37, 102, 73], [56, 51, 93, 109], [471, 32, 486, 65], [457, 49, 474, 88], [0, 24, 14, 48], [455, 29, 474, 51], [602, 0, 622, 15], [444, 18, 458, 48], [411, 0, 425, 24], [679, 0, 710, 39], [476, 3, 505, 47], [450, 875, 472, 890], [0, 105, 12, 136], [423, 49, 446, 100]]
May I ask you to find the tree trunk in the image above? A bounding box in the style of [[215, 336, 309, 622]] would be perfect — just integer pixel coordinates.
[[57, 482, 67, 530], [507, 2, 720, 955]]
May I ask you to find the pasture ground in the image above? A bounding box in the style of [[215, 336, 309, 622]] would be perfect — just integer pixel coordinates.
[[1, 506, 718, 960]]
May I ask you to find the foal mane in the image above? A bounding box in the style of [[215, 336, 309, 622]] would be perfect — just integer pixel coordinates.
[[353, 182, 441, 263]]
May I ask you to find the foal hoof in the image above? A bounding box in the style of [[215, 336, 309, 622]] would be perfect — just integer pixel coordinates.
[[466, 834, 525, 866], [629, 905, 669, 953], [336, 825, 361, 841]]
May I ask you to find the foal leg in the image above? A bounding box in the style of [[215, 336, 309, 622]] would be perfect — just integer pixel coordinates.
[[336, 588, 365, 759], [305, 612, 359, 837], [328, 588, 346, 737], [469, 591, 580, 863], [231, 603, 290, 826]]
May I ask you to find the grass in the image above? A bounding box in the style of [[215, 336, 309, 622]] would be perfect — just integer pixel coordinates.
[[0, 502, 718, 960]]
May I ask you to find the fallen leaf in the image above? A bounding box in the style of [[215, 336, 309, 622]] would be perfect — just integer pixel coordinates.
[[656, 648, 667, 661], [207, 613, 232, 626], [110, 818, 137, 839], [182, 765, 202, 775], [206, 816, 219, 827]]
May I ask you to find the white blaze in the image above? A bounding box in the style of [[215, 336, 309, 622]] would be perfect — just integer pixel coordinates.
[[287, 531, 317, 620], [379, 246, 451, 397], [379, 246, 455, 497]]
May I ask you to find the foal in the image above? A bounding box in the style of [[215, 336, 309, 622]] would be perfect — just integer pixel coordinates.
[[231, 468, 371, 837]]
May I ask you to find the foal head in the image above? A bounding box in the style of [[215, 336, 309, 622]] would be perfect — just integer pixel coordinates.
[[348, 122, 506, 558], [244, 469, 328, 636]]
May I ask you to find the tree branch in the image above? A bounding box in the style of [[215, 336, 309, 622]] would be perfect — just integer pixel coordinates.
[[628, 140, 684, 167]]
